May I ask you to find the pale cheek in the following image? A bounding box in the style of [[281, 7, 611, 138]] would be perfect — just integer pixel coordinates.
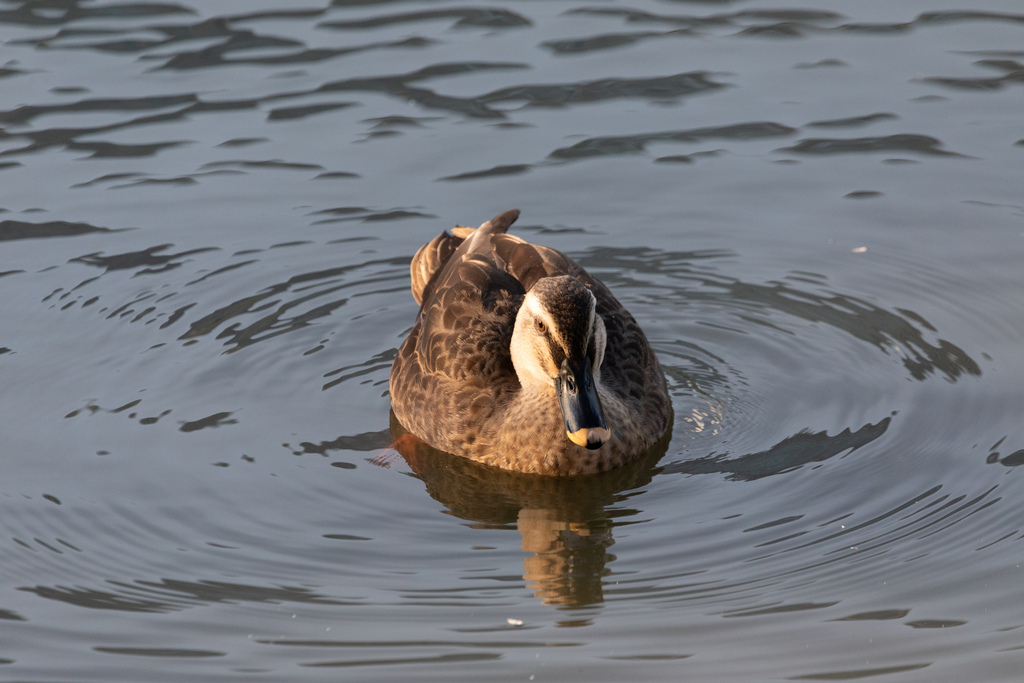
[[541, 359, 559, 381], [523, 345, 556, 386]]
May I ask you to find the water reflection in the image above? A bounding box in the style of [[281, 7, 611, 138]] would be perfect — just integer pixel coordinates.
[[0, 219, 121, 241], [662, 418, 890, 480], [386, 411, 896, 606], [2, 0, 1021, 677], [320, 7, 531, 30], [559, 8, 1024, 51], [388, 412, 669, 607], [1, 0, 1016, 179], [21, 578, 350, 614], [582, 246, 982, 383]]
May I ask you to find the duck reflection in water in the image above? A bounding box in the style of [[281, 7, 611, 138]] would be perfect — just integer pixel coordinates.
[[388, 411, 671, 607], [383, 412, 892, 607]]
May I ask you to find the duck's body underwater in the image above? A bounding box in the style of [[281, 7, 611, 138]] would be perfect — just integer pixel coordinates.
[[389, 209, 672, 476]]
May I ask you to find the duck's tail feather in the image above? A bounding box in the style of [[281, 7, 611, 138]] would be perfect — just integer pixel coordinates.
[[478, 208, 520, 235], [410, 210, 520, 305]]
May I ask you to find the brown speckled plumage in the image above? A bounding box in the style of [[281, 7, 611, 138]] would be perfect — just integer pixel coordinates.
[[389, 209, 672, 475]]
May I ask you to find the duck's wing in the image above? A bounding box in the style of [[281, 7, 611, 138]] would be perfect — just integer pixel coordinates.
[[392, 211, 528, 453], [588, 274, 668, 421], [414, 211, 525, 377]]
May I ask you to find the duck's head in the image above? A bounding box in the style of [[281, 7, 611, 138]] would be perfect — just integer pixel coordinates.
[[511, 275, 611, 450]]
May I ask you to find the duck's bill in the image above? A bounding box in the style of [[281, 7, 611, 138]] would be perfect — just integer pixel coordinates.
[[556, 359, 611, 450], [566, 426, 612, 449]]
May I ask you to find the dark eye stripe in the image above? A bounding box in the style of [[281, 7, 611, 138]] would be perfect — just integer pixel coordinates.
[[548, 338, 566, 368]]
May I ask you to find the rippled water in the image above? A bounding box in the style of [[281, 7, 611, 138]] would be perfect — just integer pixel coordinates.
[[2, 0, 1024, 680]]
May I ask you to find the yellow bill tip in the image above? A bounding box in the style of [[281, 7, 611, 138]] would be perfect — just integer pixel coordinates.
[[566, 427, 612, 448]]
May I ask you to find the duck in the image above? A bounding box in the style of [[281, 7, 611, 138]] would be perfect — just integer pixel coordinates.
[[389, 209, 672, 476]]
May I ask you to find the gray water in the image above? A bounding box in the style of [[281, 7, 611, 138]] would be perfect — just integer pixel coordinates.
[[2, 0, 1024, 680]]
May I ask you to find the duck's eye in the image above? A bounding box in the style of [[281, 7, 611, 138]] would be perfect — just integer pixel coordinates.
[[535, 319, 546, 333]]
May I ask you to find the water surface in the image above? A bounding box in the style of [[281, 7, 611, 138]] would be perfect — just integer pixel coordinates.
[[2, 0, 1024, 680]]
